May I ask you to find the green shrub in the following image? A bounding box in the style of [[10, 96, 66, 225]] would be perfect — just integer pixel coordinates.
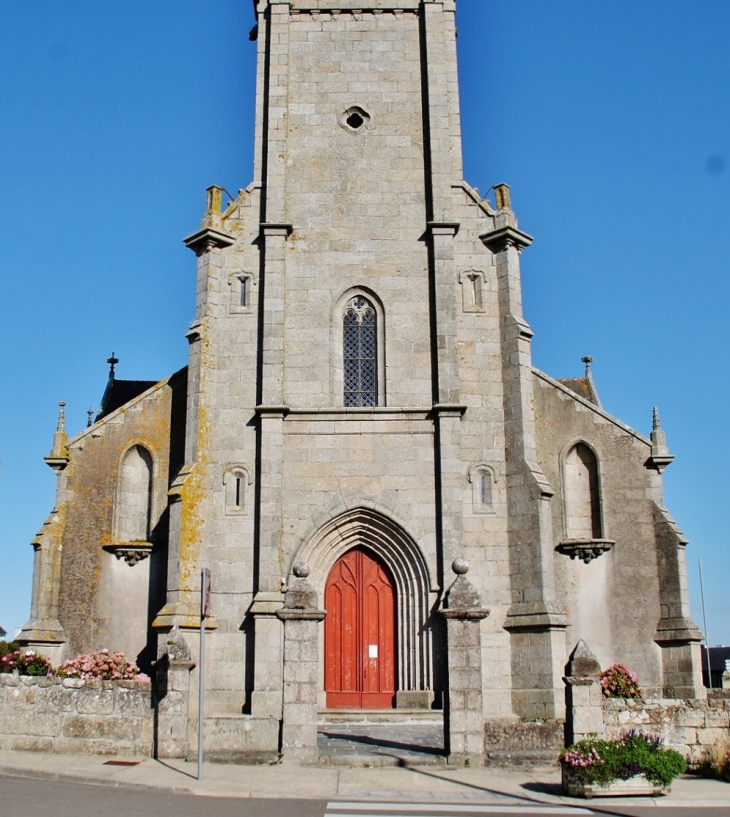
[[561, 730, 686, 787], [0, 640, 20, 659]]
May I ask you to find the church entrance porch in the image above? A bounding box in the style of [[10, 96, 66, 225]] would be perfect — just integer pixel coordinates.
[[295, 506, 438, 712], [324, 547, 396, 708]]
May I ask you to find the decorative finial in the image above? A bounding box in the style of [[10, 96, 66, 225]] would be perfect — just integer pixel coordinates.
[[107, 353, 119, 378], [452, 558, 469, 575], [494, 183, 511, 210], [87, 406, 94, 428], [580, 356, 602, 408], [56, 401, 66, 434], [649, 405, 674, 474], [45, 400, 70, 472], [293, 562, 311, 579]]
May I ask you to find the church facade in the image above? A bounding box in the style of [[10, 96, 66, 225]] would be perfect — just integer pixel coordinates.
[[19, 0, 703, 762]]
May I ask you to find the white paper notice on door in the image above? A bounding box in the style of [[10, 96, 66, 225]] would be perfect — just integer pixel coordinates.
[[368, 644, 378, 658]]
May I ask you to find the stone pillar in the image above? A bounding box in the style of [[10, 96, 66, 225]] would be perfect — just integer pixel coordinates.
[[276, 563, 326, 764], [481, 215, 568, 721], [421, 0, 463, 221], [18, 402, 70, 660], [154, 627, 195, 759], [17, 512, 67, 662], [440, 559, 489, 765], [250, 404, 288, 719], [429, 222, 460, 405], [652, 503, 705, 699], [154, 227, 234, 631], [563, 640, 605, 746], [250, 220, 292, 718], [249, 605, 284, 719], [259, 2, 291, 222]]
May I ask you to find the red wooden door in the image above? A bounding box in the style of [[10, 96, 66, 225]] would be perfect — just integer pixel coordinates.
[[324, 547, 396, 708]]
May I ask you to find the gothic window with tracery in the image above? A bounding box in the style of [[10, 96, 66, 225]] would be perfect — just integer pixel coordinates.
[[343, 296, 377, 407]]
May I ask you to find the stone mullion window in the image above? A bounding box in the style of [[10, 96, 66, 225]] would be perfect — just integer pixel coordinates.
[[343, 297, 377, 407]]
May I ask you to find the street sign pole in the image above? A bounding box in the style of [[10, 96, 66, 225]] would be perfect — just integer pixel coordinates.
[[198, 567, 211, 780]]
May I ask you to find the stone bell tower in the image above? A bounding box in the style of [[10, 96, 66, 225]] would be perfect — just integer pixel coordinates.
[[154, 0, 568, 762]]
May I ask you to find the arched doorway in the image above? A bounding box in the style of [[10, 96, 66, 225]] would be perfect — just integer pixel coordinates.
[[324, 547, 396, 708]]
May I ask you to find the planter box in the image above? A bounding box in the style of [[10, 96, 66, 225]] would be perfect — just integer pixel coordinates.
[[562, 767, 669, 799]]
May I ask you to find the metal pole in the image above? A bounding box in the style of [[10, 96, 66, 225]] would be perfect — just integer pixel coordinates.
[[699, 558, 712, 689], [198, 569, 206, 780]]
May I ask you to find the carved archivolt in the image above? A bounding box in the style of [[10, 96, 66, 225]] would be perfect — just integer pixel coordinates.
[[294, 507, 435, 693]]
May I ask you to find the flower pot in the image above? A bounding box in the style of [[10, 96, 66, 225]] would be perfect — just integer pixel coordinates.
[[562, 767, 669, 799]]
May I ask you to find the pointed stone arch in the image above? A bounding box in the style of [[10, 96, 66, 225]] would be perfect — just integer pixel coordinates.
[[293, 507, 436, 695], [330, 286, 386, 407], [113, 443, 154, 544], [560, 439, 604, 540]]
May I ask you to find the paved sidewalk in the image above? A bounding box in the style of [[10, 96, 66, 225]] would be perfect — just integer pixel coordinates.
[[1, 749, 730, 808]]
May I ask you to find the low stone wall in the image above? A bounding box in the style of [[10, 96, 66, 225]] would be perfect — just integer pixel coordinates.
[[565, 641, 730, 766], [603, 697, 730, 766], [484, 720, 563, 766], [0, 673, 153, 756]]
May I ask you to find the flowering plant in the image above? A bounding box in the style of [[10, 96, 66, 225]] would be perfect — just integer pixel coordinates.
[[560, 730, 686, 787], [57, 649, 143, 680], [600, 663, 643, 699], [0, 649, 54, 676]]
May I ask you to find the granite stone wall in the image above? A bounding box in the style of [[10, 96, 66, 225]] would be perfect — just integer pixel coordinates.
[[0, 673, 153, 756], [603, 697, 730, 766]]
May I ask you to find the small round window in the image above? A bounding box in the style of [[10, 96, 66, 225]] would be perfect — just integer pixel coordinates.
[[339, 105, 371, 134]]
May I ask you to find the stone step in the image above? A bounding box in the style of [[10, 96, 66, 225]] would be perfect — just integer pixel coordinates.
[[485, 749, 559, 770], [318, 709, 443, 724], [317, 750, 448, 767]]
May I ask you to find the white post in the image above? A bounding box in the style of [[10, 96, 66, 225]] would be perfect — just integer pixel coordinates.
[[699, 559, 712, 688]]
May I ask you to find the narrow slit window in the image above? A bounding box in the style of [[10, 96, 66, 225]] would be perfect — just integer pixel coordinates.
[[470, 464, 495, 514], [230, 272, 254, 312], [343, 296, 377, 407], [480, 473, 490, 506], [460, 269, 486, 312], [225, 467, 248, 514]]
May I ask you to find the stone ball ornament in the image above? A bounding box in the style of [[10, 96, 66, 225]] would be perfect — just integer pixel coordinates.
[[292, 561, 311, 579], [452, 558, 469, 575]]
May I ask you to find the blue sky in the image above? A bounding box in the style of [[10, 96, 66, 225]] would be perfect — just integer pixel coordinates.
[[1, 2, 728, 651]]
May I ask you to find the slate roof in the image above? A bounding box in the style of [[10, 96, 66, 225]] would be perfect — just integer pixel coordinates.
[[96, 378, 158, 421]]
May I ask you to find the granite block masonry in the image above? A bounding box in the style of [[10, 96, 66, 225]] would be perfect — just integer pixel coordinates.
[[17, 0, 704, 762], [0, 674, 152, 756]]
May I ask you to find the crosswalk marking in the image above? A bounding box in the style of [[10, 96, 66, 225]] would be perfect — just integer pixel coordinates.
[[326, 803, 593, 816]]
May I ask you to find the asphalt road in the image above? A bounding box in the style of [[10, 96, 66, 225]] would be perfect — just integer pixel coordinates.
[[1, 776, 729, 817]]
